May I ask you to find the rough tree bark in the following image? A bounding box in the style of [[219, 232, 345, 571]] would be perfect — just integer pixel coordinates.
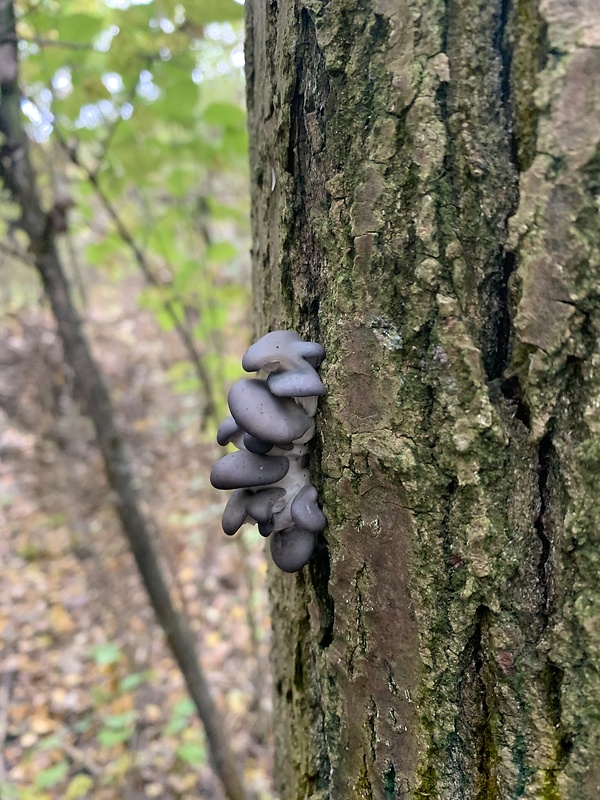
[[245, 1, 600, 798]]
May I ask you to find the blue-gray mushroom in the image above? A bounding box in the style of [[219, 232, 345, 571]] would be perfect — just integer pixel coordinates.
[[290, 484, 327, 534], [221, 487, 286, 535], [241, 330, 326, 398], [210, 450, 289, 490], [228, 379, 312, 444], [211, 330, 327, 573], [242, 434, 273, 454], [221, 489, 253, 535], [246, 487, 286, 524], [216, 416, 244, 448], [270, 526, 316, 573]]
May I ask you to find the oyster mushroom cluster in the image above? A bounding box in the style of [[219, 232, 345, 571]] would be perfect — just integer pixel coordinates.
[[210, 330, 327, 573]]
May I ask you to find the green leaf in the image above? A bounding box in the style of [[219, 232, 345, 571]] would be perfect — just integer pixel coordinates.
[[118, 671, 151, 693], [155, 79, 198, 122], [103, 711, 136, 729], [222, 354, 245, 382], [176, 741, 206, 767], [164, 716, 187, 735], [205, 197, 248, 223], [90, 642, 122, 666], [173, 697, 195, 717], [55, 14, 104, 44], [222, 127, 249, 156], [35, 761, 69, 790], [97, 727, 132, 746], [36, 735, 63, 751], [165, 696, 195, 732], [203, 102, 246, 128], [165, 167, 196, 197], [186, 0, 244, 24], [206, 241, 237, 264], [74, 715, 92, 734], [86, 234, 126, 271]]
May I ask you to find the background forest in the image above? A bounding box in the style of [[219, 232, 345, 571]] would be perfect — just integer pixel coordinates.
[[0, 1, 272, 798]]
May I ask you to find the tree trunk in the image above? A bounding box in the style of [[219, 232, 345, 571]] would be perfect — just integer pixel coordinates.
[[245, 0, 600, 798]]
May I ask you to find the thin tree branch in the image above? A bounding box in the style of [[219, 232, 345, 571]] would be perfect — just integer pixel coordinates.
[[0, 6, 245, 797], [0, 240, 31, 266], [25, 94, 217, 425], [84, 165, 218, 424], [0, 665, 14, 782], [1, 33, 95, 51], [92, 77, 139, 168]]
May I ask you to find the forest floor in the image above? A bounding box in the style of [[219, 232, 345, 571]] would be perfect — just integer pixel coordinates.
[[0, 274, 273, 800]]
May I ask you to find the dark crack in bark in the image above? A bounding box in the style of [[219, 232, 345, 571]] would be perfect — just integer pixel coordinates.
[[283, 6, 329, 331], [471, 607, 499, 800], [535, 431, 553, 625]]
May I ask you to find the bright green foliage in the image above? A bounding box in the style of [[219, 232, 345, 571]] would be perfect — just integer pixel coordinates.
[[164, 696, 196, 733], [176, 739, 207, 767], [90, 641, 123, 665], [34, 762, 69, 790], [13, 0, 250, 412], [118, 669, 153, 692]]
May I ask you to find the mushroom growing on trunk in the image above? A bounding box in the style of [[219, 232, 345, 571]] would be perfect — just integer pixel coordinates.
[[210, 330, 327, 572]]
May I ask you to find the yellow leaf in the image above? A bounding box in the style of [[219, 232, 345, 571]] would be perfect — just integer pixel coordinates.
[[205, 631, 221, 647], [31, 714, 56, 734], [144, 703, 162, 722], [227, 689, 248, 715], [20, 731, 38, 748], [49, 604, 75, 636], [106, 693, 134, 716], [168, 773, 197, 792], [112, 752, 134, 777], [65, 774, 94, 799], [178, 566, 196, 583]]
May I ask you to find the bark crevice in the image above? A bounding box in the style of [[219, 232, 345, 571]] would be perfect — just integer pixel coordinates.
[[535, 431, 553, 625], [471, 607, 499, 800], [309, 537, 335, 649]]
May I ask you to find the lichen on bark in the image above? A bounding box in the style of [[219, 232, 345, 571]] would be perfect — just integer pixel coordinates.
[[245, 0, 600, 797]]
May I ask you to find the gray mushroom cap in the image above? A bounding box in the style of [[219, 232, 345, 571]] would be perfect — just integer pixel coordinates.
[[267, 369, 326, 398], [243, 433, 273, 455], [222, 489, 253, 535], [221, 487, 286, 535], [242, 330, 326, 398], [246, 487, 285, 523], [290, 484, 327, 534], [228, 379, 312, 444], [258, 517, 275, 538], [242, 330, 325, 370], [216, 416, 243, 447], [270, 526, 316, 573], [210, 450, 289, 490]]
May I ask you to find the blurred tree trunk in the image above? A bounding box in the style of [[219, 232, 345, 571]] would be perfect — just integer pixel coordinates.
[[245, 1, 600, 798]]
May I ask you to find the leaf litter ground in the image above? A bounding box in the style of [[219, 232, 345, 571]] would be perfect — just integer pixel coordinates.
[[0, 278, 274, 800]]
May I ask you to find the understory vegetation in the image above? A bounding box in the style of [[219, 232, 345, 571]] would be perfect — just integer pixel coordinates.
[[0, 2, 272, 798]]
